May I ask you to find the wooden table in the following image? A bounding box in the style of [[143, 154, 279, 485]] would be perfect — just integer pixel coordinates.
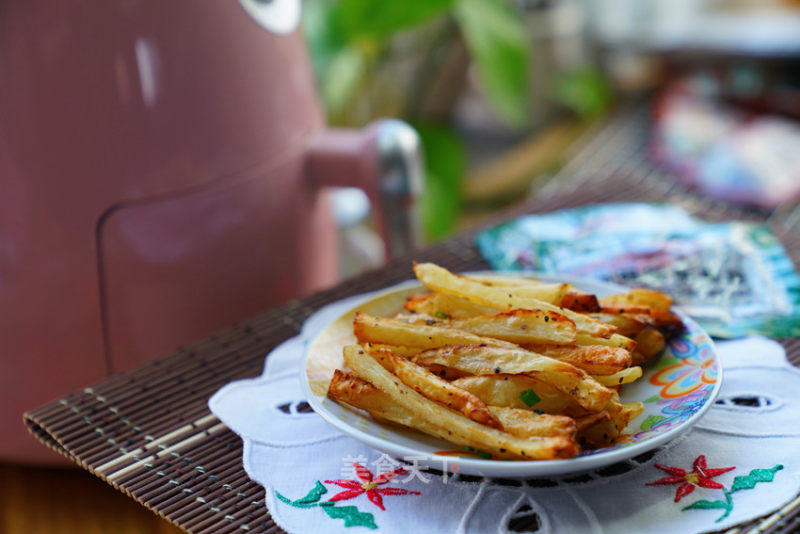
[[24, 103, 800, 533]]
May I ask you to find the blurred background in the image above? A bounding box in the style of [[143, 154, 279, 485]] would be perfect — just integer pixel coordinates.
[[3, 0, 800, 531], [322, 0, 800, 275]]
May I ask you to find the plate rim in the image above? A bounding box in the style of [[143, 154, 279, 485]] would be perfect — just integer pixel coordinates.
[[300, 272, 723, 477]]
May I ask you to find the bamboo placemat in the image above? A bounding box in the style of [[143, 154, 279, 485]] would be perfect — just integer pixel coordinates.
[[25, 102, 800, 534]]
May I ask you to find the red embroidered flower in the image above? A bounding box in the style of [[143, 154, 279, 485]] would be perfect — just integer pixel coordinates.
[[646, 455, 735, 502], [325, 463, 420, 511]]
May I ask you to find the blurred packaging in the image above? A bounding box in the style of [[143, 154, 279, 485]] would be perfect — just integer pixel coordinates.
[[651, 78, 800, 209], [476, 203, 800, 338]]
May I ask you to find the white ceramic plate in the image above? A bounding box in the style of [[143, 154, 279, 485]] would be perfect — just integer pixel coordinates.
[[302, 274, 722, 478]]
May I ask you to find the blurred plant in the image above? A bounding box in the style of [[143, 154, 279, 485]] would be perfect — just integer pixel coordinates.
[[302, 0, 530, 241], [554, 67, 612, 119]]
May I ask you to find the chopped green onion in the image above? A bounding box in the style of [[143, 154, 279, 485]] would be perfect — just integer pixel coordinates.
[[520, 388, 541, 407]]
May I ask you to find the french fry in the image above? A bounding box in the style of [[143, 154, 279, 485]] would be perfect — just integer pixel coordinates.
[[328, 369, 411, 424], [591, 366, 642, 387], [522, 344, 632, 376], [575, 411, 618, 448], [342, 345, 579, 460], [424, 363, 472, 381], [606, 394, 644, 432], [560, 289, 601, 313], [414, 345, 614, 412], [365, 347, 503, 429], [398, 309, 577, 345], [649, 309, 684, 331], [633, 327, 667, 364], [488, 406, 576, 439], [413, 263, 616, 338], [403, 292, 499, 319], [363, 343, 423, 358], [353, 312, 519, 351], [599, 288, 672, 312], [576, 332, 637, 353], [447, 310, 576, 345], [597, 306, 682, 333], [462, 275, 571, 305], [589, 312, 653, 337], [452, 374, 588, 418]]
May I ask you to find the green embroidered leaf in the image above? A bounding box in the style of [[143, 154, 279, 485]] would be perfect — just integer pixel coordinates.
[[643, 395, 662, 403], [683, 493, 734, 522], [274, 491, 294, 506], [519, 389, 541, 407], [640, 415, 666, 431], [730, 465, 784, 493], [274, 481, 328, 508], [323, 505, 378, 529], [682, 499, 729, 511], [296, 481, 328, 504]]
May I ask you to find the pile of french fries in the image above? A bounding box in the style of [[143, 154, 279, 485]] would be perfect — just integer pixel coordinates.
[[327, 262, 682, 461]]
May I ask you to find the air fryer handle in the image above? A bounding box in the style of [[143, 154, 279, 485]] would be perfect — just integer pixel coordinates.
[[306, 119, 424, 259]]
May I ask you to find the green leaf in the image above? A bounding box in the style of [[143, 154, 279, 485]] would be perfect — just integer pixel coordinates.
[[730, 465, 784, 493], [520, 388, 541, 407], [303, 0, 348, 79], [682, 499, 729, 511], [683, 492, 734, 522], [475, 450, 493, 459], [554, 68, 612, 119], [334, 0, 454, 41], [643, 395, 662, 403], [415, 124, 465, 241], [640, 415, 666, 431], [320, 48, 367, 117], [296, 481, 328, 505], [454, 0, 530, 126], [323, 504, 378, 529]]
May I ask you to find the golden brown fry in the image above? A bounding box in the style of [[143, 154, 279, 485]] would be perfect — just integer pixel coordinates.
[[606, 393, 644, 433], [597, 305, 682, 333], [633, 327, 667, 364], [403, 292, 499, 319], [328, 369, 410, 423], [363, 343, 423, 358], [452, 374, 588, 418], [365, 347, 503, 429], [353, 312, 519, 351], [414, 344, 614, 412], [575, 411, 618, 448], [487, 406, 576, 439], [447, 309, 576, 345], [397, 309, 577, 345], [462, 274, 571, 304], [342, 345, 579, 460], [413, 263, 616, 338], [649, 309, 684, 331], [589, 312, 653, 337], [576, 332, 637, 353], [599, 288, 672, 312], [522, 344, 632, 376], [591, 366, 642, 387], [560, 289, 601, 313]]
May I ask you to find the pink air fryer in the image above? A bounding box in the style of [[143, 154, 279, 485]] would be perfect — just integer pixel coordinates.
[[0, 0, 422, 464]]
